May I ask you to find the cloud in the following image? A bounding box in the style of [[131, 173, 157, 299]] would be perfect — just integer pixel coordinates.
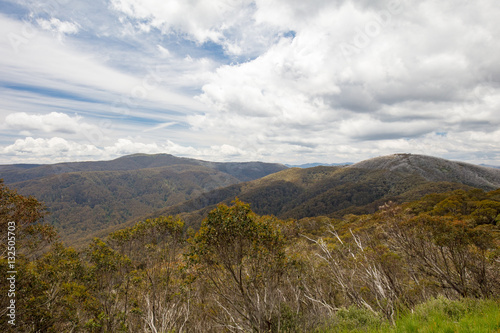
[[110, 0, 249, 43], [338, 115, 433, 141], [1, 1, 500, 166], [36, 17, 79, 38], [0, 12, 210, 150], [0, 135, 257, 164], [0, 13, 206, 114], [109, 0, 285, 57], [4, 112, 97, 134], [1, 137, 101, 161], [188, 0, 500, 162]]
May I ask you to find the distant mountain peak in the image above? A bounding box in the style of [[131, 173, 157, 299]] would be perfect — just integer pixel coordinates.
[[0, 153, 288, 184]]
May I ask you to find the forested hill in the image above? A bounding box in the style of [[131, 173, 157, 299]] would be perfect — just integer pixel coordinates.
[[1, 169, 499, 332], [354, 153, 500, 188], [0, 153, 288, 183], [133, 154, 500, 230], [0, 154, 287, 245], [2, 153, 500, 246]]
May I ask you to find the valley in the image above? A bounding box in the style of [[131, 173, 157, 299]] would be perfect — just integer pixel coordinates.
[[1, 153, 499, 332], [3, 153, 499, 246]]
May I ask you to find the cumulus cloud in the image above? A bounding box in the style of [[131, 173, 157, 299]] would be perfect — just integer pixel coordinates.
[[109, 0, 283, 56], [110, 0, 244, 42], [4, 112, 97, 135], [1, 137, 101, 161], [1, 0, 500, 165], [0, 135, 255, 164], [187, 0, 500, 163]]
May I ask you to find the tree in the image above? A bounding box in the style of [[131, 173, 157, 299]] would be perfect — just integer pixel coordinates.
[[188, 199, 289, 332], [107, 216, 187, 332], [18, 243, 92, 332], [85, 238, 132, 332], [384, 207, 500, 298], [0, 180, 58, 331], [0, 179, 57, 258]]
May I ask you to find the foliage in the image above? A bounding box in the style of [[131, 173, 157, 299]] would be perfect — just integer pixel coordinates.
[[314, 306, 385, 332], [3, 157, 286, 246], [0, 179, 57, 257], [1, 179, 500, 332], [156, 166, 478, 234], [0, 180, 58, 331], [316, 297, 500, 333], [187, 199, 291, 332]]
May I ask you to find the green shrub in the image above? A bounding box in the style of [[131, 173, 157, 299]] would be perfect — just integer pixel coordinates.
[[314, 306, 385, 332]]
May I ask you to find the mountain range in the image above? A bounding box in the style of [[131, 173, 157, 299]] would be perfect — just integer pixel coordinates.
[[0, 153, 287, 183], [0, 154, 286, 245], [135, 153, 500, 229], [2, 153, 500, 246]]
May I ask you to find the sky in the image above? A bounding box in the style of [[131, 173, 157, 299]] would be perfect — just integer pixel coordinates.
[[0, 0, 499, 165]]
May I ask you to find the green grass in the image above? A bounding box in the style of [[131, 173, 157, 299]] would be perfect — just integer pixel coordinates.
[[393, 297, 500, 333], [316, 297, 500, 333]]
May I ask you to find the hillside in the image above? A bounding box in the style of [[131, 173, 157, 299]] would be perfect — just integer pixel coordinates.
[[0, 154, 287, 245], [3, 153, 500, 245], [354, 153, 500, 188], [3, 178, 498, 332], [131, 154, 500, 230], [0, 153, 288, 184]]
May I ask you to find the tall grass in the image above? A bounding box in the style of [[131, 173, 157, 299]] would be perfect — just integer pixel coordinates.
[[316, 297, 500, 333], [393, 297, 500, 333]]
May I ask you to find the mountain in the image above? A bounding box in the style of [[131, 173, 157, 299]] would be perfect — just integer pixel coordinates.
[[354, 154, 500, 188], [133, 154, 500, 230], [0, 154, 287, 245], [3, 153, 500, 246], [0, 153, 287, 184]]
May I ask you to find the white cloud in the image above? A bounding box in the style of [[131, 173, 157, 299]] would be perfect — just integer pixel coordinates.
[[1, 1, 500, 166], [110, 0, 284, 57], [0, 14, 206, 116], [4, 112, 97, 134], [37, 17, 79, 38], [1, 137, 101, 162], [185, 0, 500, 163], [0, 135, 256, 164], [110, 0, 248, 43]]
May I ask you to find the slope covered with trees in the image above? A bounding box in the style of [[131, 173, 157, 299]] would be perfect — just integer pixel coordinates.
[[1, 181, 499, 332], [8, 165, 241, 245], [0, 154, 287, 245], [139, 154, 500, 232], [2, 153, 500, 247], [0, 153, 288, 184]]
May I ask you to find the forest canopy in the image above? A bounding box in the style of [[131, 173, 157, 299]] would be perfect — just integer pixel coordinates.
[[1, 182, 499, 332]]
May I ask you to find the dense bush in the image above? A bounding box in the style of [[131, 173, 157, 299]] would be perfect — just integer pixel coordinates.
[[1, 184, 499, 332]]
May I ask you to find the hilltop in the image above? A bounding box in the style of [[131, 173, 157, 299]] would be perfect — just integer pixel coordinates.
[[354, 153, 500, 188], [0, 154, 287, 245], [2, 153, 500, 245], [0, 153, 287, 183], [134, 153, 500, 230]]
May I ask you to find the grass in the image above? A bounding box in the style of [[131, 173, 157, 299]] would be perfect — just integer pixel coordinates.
[[393, 297, 500, 333], [315, 297, 500, 333]]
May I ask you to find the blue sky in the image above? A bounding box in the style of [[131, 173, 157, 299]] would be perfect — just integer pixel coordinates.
[[1, 0, 499, 165]]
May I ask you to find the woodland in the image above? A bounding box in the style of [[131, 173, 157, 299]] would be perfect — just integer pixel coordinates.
[[1, 178, 499, 332]]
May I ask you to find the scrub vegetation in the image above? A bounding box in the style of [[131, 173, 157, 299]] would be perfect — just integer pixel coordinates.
[[1, 178, 499, 332]]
